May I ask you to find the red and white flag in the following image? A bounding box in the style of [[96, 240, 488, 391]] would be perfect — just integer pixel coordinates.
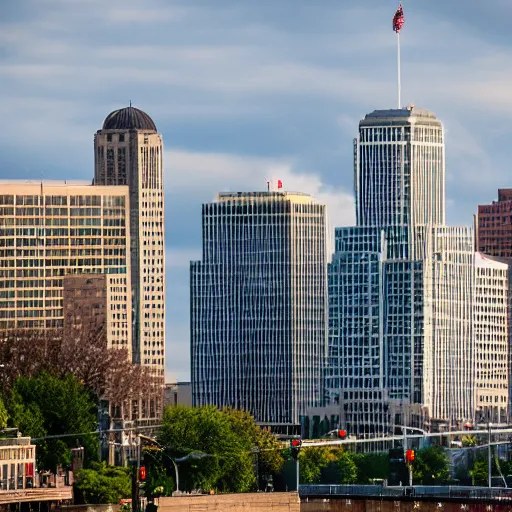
[[393, 3, 405, 33], [277, 180, 283, 189]]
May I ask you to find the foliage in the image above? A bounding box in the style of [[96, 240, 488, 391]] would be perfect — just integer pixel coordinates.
[[462, 435, 478, 447], [470, 459, 488, 486], [0, 329, 161, 405], [353, 453, 389, 484], [333, 451, 358, 484], [142, 446, 175, 498], [0, 398, 7, 430], [7, 372, 98, 470], [298, 447, 357, 485], [223, 408, 284, 484], [157, 406, 284, 493], [298, 447, 337, 484], [412, 446, 450, 485], [74, 462, 131, 504]]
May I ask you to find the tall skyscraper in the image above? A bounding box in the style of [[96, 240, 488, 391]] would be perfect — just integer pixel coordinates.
[[94, 107, 165, 374], [191, 191, 327, 429], [327, 106, 476, 434]]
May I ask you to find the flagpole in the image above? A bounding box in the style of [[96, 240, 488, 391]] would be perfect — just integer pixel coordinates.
[[397, 31, 401, 109]]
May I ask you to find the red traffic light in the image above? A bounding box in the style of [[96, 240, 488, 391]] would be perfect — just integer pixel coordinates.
[[338, 429, 347, 439], [291, 439, 302, 448], [139, 466, 146, 481], [405, 450, 415, 463]]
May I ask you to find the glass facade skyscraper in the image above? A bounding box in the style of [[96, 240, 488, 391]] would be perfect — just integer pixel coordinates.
[[191, 191, 327, 427], [328, 107, 476, 433]]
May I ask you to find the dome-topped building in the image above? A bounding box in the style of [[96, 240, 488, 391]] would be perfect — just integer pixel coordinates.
[[94, 106, 165, 377], [102, 106, 157, 132]]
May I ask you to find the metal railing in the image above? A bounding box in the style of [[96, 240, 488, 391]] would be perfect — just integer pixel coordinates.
[[299, 484, 512, 501]]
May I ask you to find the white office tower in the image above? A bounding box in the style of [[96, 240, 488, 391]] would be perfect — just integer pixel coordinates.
[[94, 107, 165, 375], [327, 107, 478, 435], [191, 192, 327, 433]]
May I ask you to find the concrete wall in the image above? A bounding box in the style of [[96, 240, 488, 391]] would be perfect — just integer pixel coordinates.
[[158, 492, 299, 512], [301, 499, 512, 511]]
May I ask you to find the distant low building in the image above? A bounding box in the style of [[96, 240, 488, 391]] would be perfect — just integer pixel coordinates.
[[164, 382, 192, 408], [0, 435, 72, 506]]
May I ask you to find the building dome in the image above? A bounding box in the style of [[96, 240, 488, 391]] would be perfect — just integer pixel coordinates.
[[102, 106, 157, 131]]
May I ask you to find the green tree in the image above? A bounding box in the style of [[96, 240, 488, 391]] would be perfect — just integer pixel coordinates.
[[74, 462, 131, 504], [332, 451, 358, 484], [0, 398, 8, 430], [298, 447, 337, 484], [142, 446, 175, 498], [7, 372, 98, 470], [413, 446, 450, 485], [223, 408, 284, 486], [158, 406, 281, 493], [470, 459, 488, 486], [298, 447, 357, 485], [353, 453, 389, 484]]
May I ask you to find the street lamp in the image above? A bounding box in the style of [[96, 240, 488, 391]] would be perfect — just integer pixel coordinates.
[[138, 434, 212, 494]]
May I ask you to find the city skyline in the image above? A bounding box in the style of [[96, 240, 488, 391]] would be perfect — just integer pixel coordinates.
[[2, 0, 512, 381]]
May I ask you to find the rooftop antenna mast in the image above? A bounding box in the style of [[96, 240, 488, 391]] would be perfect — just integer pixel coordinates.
[[392, 3, 405, 108]]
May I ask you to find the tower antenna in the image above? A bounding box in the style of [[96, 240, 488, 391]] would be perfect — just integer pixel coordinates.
[[392, 3, 405, 108]]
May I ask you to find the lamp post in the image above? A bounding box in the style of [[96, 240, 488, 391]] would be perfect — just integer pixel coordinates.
[[139, 434, 211, 495]]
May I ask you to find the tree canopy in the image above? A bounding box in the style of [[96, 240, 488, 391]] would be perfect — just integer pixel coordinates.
[[6, 372, 99, 470], [156, 406, 284, 493], [74, 462, 131, 504], [298, 447, 358, 485], [0, 398, 7, 430], [412, 446, 450, 485]]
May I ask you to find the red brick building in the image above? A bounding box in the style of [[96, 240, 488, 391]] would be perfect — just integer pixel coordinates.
[[476, 189, 512, 257]]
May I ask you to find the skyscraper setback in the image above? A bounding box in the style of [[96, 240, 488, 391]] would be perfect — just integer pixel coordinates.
[[191, 191, 327, 429]]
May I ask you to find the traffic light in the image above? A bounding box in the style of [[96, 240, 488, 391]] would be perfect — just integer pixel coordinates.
[[338, 429, 347, 439], [290, 439, 302, 460], [405, 450, 415, 463], [139, 466, 146, 481]]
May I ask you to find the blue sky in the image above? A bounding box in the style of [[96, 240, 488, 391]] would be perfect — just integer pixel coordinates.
[[1, 0, 512, 382]]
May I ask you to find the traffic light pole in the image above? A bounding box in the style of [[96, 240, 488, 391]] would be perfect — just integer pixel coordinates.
[[131, 462, 139, 512], [296, 458, 299, 492]]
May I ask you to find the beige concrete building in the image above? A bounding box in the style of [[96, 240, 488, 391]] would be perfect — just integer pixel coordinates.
[[94, 106, 165, 375], [63, 273, 131, 355], [474, 252, 509, 423], [0, 181, 130, 335]]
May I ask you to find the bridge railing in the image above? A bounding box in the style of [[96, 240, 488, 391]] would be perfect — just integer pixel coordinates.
[[299, 485, 512, 501]]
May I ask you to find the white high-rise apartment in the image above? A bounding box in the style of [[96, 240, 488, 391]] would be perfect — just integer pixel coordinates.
[[94, 107, 165, 374], [327, 106, 477, 433], [191, 192, 327, 429], [474, 252, 509, 423], [0, 181, 131, 351]]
